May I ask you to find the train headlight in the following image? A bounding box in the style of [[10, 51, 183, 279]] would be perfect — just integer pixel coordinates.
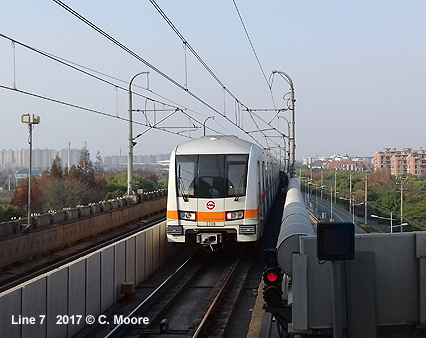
[[226, 210, 244, 220], [179, 211, 196, 221]]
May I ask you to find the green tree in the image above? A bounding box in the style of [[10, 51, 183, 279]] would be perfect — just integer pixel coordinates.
[[77, 146, 95, 185], [105, 172, 155, 199], [42, 179, 86, 211], [94, 151, 103, 178], [50, 154, 63, 180], [0, 204, 24, 222]]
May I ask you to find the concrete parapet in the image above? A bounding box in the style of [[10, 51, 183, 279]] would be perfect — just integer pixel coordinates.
[[52, 211, 66, 224], [64, 208, 79, 222], [34, 214, 52, 228], [77, 205, 91, 218], [90, 203, 101, 214], [110, 200, 119, 209], [102, 201, 111, 212], [0, 191, 167, 269], [0, 222, 16, 237]]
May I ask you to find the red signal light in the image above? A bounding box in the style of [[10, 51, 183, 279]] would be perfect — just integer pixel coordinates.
[[266, 272, 278, 282]]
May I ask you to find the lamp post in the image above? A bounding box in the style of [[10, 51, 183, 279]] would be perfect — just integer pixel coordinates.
[[127, 72, 149, 196], [371, 212, 408, 233], [320, 185, 333, 221], [340, 196, 363, 223], [21, 113, 40, 231]]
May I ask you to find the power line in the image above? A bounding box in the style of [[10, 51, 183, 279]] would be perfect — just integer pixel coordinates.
[[0, 84, 199, 139], [232, 0, 276, 108], [149, 0, 248, 109], [53, 0, 270, 148], [0, 32, 227, 135], [0, 33, 178, 110]]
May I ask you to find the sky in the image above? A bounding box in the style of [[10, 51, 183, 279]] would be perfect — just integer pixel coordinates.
[[1, 1, 426, 162]]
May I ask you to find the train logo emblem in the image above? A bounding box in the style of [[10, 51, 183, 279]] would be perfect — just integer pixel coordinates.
[[206, 201, 215, 210]]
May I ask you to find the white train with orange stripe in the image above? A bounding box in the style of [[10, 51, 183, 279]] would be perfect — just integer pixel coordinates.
[[166, 135, 280, 250]]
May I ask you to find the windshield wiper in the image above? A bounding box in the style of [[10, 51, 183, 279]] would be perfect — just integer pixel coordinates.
[[178, 165, 189, 202], [234, 175, 246, 201]]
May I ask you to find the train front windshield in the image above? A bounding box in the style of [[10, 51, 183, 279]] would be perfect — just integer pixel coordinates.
[[176, 154, 248, 199]]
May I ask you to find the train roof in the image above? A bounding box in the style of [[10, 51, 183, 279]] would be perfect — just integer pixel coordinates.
[[174, 135, 260, 155]]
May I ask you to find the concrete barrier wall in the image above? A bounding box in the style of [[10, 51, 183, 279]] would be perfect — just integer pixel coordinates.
[[0, 193, 167, 269], [0, 221, 184, 338], [0, 190, 168, 239]]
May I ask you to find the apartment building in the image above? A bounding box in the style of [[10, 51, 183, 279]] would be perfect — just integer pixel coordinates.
[[323, 159, 371, 171], [373, 148, 426, 176]]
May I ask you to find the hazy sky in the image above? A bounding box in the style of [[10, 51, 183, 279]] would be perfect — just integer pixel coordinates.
[[1, 1, 426, 161]]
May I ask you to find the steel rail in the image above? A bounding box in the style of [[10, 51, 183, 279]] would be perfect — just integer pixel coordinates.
[[104, 257, 191, 338], [191, 256, 241, 338]]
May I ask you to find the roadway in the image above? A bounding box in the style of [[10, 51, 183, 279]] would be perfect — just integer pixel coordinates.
[[304, 192, 365, 234]]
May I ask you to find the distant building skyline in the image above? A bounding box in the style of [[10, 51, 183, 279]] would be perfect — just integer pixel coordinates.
[[303, 153, 373, 169], [0, 148, 171, 171], [303, 147, 426, 176]]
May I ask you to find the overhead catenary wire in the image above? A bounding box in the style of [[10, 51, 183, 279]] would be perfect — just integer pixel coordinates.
[[148, 0, 248, 110], [232, 0, 276, 108], [0, 33, 177, 110], [147, 0, 278, 145], [0, 32, 229, 136], [0, 83, 200, 139], [53, 0, 273, 149]]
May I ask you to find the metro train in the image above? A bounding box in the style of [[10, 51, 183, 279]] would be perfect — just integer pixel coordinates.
[[166, 135, 280, 250]]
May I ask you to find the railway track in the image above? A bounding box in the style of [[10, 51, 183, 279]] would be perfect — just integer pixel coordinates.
[[78, 245, 259, 338]]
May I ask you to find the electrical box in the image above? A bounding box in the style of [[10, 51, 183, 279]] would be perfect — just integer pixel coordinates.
[[317, 222, 355, 261]]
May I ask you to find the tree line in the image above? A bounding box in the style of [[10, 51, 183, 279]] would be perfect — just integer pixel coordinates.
[[302, 168, 426, 231], [0, 147, 166, 222]]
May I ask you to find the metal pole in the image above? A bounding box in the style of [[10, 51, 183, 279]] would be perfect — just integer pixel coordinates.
[[203, 116, 214, 136], [289, 80, 295, 178], [334, 171, 337, 204], [390, 211, 393, 234], [331, 261, 344, 338], [127, 72, 149, 196], [273, 71, 295, 178], [330, 187, 333, 222], [365, 175, 368, 225], [349, 173, 352, 212], [28, 123, 32, 228], [400, 179, 403, 232]]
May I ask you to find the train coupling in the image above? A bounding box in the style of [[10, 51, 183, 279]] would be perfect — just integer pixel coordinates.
[[196, 233, 223, 251]]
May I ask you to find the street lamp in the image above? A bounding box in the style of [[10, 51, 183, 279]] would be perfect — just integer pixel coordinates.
[[21, 113, 40, 231], [370, 213, 407, 233], [340, 196, 363, 223], [127, 71, 149, 196], [320, 185, 335, 222]]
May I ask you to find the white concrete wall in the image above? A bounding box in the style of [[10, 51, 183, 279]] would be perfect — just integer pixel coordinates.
[[0, 221, 183, 338]]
